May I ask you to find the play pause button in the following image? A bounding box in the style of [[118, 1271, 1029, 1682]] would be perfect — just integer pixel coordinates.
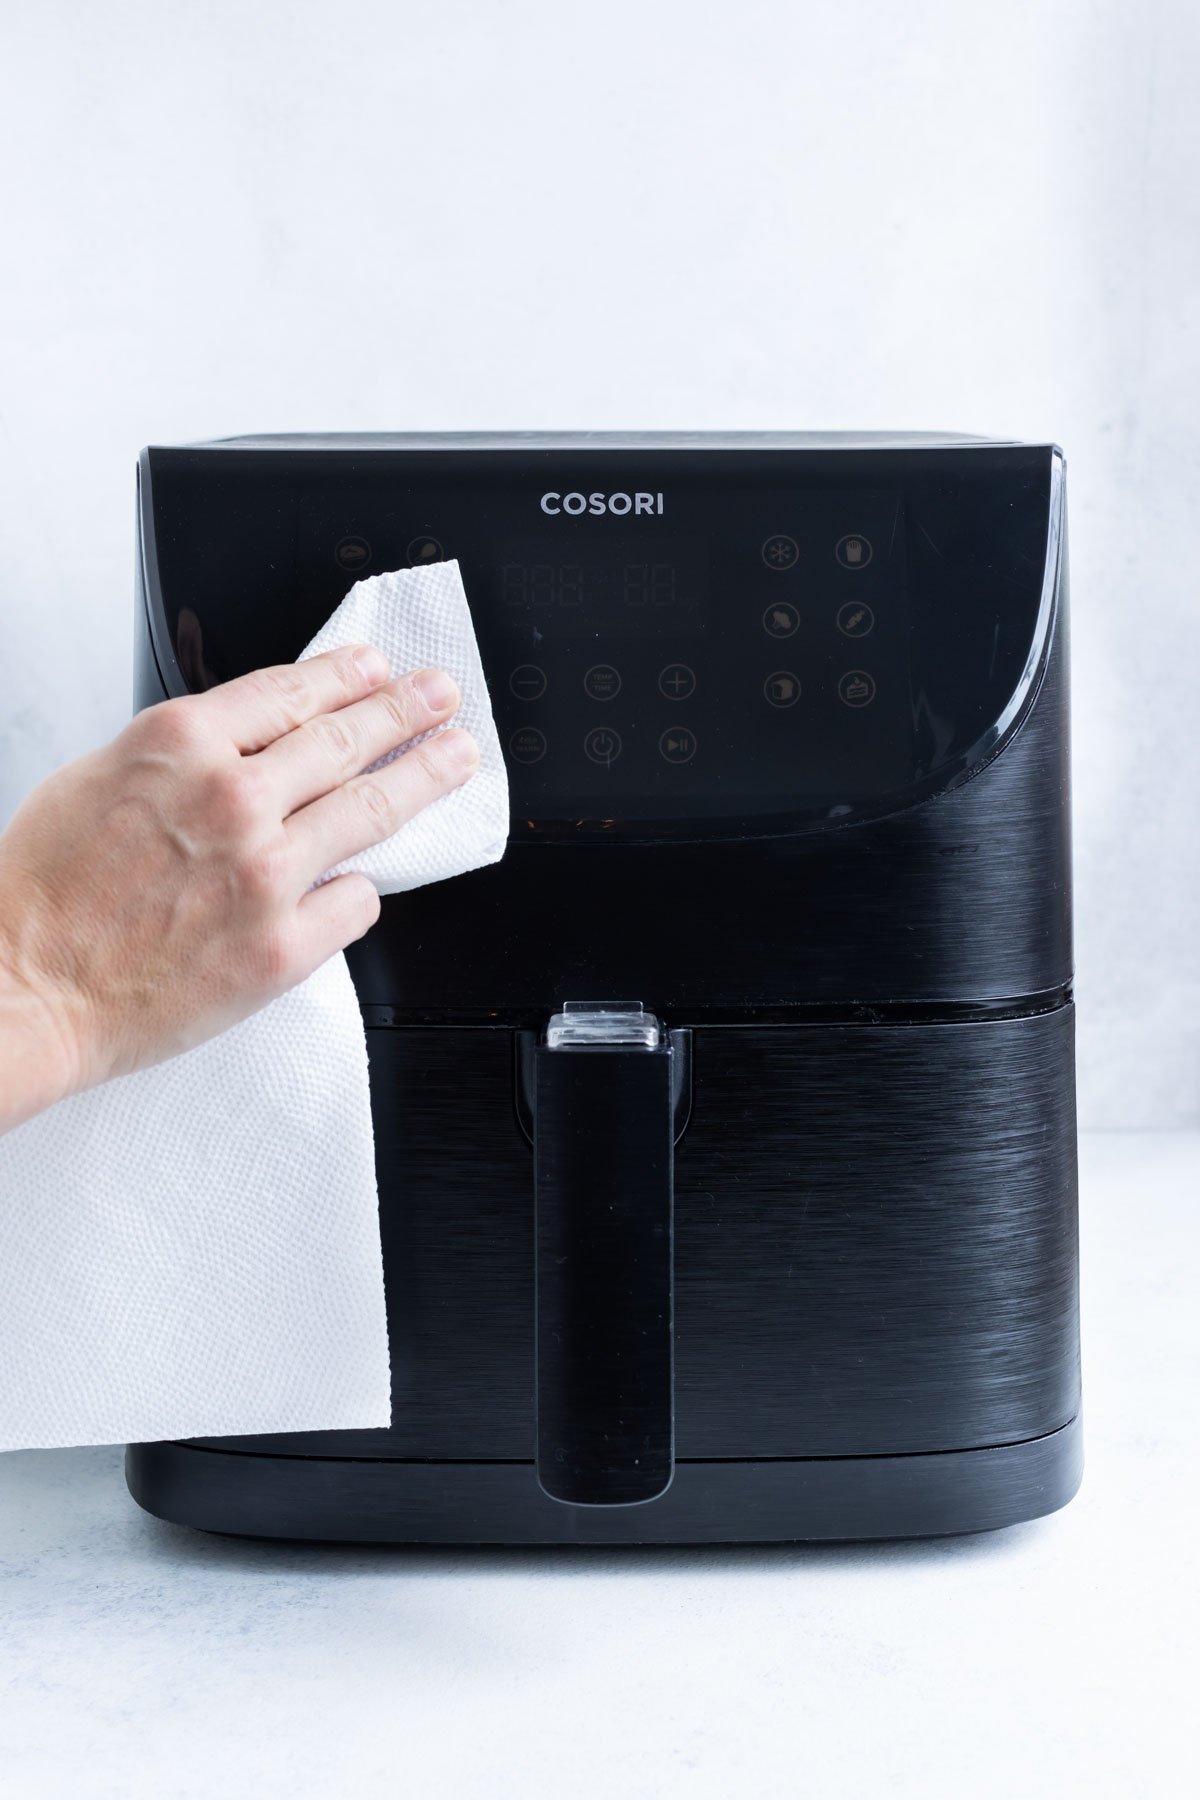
[[659, 726, 698, 765]]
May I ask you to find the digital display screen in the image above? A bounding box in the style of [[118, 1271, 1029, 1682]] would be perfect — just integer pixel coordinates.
[[496, 542, 707, 633]]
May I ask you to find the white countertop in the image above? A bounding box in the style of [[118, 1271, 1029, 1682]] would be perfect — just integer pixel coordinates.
[[2, 1130, 1196, 1800]]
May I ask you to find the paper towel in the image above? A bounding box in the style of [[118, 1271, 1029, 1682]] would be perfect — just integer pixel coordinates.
[[304, 561, 508, 893], [0, 560, 508, 1452]]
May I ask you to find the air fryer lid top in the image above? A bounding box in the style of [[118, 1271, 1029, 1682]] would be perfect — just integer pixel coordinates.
[[141, 438, 1060, 834]]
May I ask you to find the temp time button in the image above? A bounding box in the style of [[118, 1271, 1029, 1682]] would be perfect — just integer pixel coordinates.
[[584, 664, 622, 701]]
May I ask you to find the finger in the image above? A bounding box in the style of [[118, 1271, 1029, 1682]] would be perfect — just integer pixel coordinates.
[[288, 727, 481, 880], [293, 872, 382, 978], [199, 646, 392, 753], [257, 668, 460, 818]]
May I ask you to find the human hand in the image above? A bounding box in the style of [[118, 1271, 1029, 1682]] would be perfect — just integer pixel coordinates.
[[0, 649, 478, 1129]]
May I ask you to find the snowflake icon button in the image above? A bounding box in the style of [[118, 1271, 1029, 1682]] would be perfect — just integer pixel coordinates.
[[761, 534, 799, 571]]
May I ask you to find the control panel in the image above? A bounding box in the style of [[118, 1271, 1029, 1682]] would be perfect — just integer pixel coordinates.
[[470, 488, 910, 819], [144, 443, 1057, 834]]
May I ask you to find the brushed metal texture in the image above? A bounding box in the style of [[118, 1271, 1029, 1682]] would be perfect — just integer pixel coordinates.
[[193, 1009, 1078, 1465], [673, 1012, 1079, 1456]]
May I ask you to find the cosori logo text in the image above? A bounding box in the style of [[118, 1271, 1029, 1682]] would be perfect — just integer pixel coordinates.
[[539, 492, 664, 515]]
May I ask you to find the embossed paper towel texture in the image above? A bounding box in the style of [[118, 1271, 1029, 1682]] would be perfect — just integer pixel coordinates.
[[0, 560, 507, 1450]]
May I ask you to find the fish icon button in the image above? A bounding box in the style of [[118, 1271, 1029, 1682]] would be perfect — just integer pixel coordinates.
[[836, 601, 875, 639]]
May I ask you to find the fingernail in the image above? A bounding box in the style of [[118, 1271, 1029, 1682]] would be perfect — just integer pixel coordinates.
[[433, 727, 479, 771], [352, 646, 390, 683], [414, 667, 459, 713]]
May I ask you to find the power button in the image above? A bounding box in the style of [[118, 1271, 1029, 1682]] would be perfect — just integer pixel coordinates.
[[584, 727, 622, 766]]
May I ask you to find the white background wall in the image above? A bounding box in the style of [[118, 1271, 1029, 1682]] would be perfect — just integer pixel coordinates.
[[0, 0, 1195, 1127]]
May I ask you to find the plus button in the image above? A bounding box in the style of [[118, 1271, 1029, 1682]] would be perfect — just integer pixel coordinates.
[[657, 663, 697, 701]]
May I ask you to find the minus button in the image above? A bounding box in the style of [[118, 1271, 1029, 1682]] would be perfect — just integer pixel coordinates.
[[509, 665, 547, 700]]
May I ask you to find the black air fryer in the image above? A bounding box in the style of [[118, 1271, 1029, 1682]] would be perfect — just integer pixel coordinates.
[[127, 432, 1080, 1543]]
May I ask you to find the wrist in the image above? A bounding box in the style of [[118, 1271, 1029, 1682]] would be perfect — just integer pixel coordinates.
[[0, 921, 82, 1132]]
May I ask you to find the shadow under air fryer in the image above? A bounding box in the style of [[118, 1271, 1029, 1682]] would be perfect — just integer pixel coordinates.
[[127, 432, 1080, 1543]]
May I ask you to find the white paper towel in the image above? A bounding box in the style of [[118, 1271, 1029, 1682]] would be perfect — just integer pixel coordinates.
[[0, 560, 508, 1451], [304, 561, 508, 893]]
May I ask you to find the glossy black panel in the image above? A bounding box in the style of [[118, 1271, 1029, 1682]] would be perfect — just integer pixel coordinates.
[[135, 447, 1072, 1012], [345, 606, 1072, 1013], [141, 438, 1057, 831], [534, 1044, 674, 1504]]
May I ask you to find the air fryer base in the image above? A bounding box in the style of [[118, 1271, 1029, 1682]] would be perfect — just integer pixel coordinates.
[[126, 1417, 1081, 1544]]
